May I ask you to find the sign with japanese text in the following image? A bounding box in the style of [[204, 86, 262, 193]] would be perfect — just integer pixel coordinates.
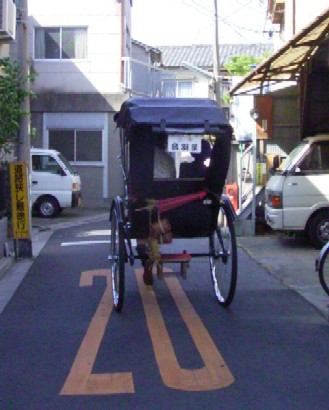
[[168, 135, 201, 153], [9, 162, 31, 239]]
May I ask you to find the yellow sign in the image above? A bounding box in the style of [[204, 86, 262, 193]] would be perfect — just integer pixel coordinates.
[[256, 161, 266, 186], [9, 162, 30, 239]]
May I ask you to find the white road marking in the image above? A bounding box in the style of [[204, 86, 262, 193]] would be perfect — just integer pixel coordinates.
[[77, 230, 111, 237], [61, 240, 111, 247]]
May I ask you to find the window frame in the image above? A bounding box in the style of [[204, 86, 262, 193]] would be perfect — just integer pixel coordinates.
[[48, 128, 103, 165], [34, 26, 88, 61], [162, 80, 193, 98], [44, 113, 109, 199], [32, 154, 61, 174]]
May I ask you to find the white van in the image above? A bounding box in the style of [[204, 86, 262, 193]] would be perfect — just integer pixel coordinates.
[[265, 134, 329, 249], [31, 148, 82, 218]]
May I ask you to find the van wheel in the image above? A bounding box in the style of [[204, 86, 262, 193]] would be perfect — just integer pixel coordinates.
[[308, 212, 329, 249], [38, 196, 60, 218]]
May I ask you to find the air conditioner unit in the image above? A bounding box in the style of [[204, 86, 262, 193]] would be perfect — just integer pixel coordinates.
[[0, 0, 16, 41]]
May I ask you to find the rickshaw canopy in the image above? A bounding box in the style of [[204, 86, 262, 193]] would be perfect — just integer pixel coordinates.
[[114, 97, 232, 135]]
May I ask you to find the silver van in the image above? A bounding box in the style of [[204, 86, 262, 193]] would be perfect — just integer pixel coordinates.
[[265, 134, 329, 248]]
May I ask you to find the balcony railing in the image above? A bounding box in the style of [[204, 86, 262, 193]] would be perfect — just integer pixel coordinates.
[[121, 57, 176, 97], [121, 57, 232, 104]]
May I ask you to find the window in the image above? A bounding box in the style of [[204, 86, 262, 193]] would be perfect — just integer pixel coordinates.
[[177, 81, 192, 97], [49, 129, 102, 163], [162, 80, 176, 98], [32, 154, 62, 174], [35, 27, 87, 59], [162, 80, 193, 98], [299, 142, 329, 172]]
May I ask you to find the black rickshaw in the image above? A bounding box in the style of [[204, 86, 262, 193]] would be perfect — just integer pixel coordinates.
[[109, 97, 237, 312]]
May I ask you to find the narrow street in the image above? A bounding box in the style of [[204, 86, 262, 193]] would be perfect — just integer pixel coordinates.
[[0, 219, 328, 409]]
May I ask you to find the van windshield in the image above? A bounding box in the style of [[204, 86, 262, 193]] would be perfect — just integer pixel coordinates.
[[58, 153, 77, 175], [279, 142, 308, 172]]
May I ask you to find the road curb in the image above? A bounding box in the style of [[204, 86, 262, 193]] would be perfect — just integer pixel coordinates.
[[238, 238, 329, 322], [0, 256, 14, 281]]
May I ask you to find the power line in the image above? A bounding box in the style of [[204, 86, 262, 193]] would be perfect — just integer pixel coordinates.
[[178, 0, 212, 17], [220, 17, 268, 35], [178, 0, 271, 36], [223, 0, 253, 20]]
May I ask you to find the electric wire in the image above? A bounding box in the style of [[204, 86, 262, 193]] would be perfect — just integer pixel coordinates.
[[177, 0, 272, 37]]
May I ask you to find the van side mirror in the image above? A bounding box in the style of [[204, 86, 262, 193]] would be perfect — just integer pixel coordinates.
[[269, 155, 280, 176], [57, 168, 67, 176], [273, 155, 280, 169]]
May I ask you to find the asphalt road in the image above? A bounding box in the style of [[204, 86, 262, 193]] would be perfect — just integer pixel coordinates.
[[0, 220, 329, 409]]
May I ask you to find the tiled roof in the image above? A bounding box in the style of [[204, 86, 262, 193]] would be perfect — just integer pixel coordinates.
[[158, 43, 274, 68], [132, 39, 161, 55]]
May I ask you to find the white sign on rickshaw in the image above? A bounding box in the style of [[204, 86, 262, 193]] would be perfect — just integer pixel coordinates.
[[168, 135, 202, 153]]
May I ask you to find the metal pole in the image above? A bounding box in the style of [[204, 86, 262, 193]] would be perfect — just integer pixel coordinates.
[[213, 0, 221, 106], [17, 0, 30, 165], [16, 0, 32, 258], [250, 107, 259, 236], [252, 122, 257, 235]]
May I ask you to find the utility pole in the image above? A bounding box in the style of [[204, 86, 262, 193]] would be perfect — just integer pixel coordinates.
[[16, 0, 32, 258], [213, 0, 221, 106], [17, 0, 30, 164]]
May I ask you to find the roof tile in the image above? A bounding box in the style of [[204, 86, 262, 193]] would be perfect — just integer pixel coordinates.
[[157, 43, 274, 68]]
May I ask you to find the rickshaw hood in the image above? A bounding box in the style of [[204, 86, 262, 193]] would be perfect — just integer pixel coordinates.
[[114, 98, 232, 135]]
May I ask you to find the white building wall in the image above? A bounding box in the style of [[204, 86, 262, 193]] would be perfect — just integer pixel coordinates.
[[122, 0, 132, 58], [230, 77, 254, 141], [192, 81, 209, 98], [284, 0, 328, 41], [26, 0, 131, 207], [28, 0, 123, 93]]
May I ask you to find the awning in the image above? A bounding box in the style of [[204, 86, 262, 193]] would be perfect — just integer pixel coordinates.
[[230, 7, 329, 96]]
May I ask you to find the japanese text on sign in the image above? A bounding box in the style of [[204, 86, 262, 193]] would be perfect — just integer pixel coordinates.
[[9, 162, 30, 239], [168, 136, 201, 153]]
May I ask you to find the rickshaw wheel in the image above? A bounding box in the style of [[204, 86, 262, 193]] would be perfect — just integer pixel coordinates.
[[317, 242, 329, 296], [209, 203, 237, 306], [110, 207, 125, 312]]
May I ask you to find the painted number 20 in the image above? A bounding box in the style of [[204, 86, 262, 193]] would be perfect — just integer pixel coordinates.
[[60, 269, 234, 395]]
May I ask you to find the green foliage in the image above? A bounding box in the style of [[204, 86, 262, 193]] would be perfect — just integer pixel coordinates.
[[222, 93, 232, 105], [225, 55, 263, 76], [0, 57, 35, 163]]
